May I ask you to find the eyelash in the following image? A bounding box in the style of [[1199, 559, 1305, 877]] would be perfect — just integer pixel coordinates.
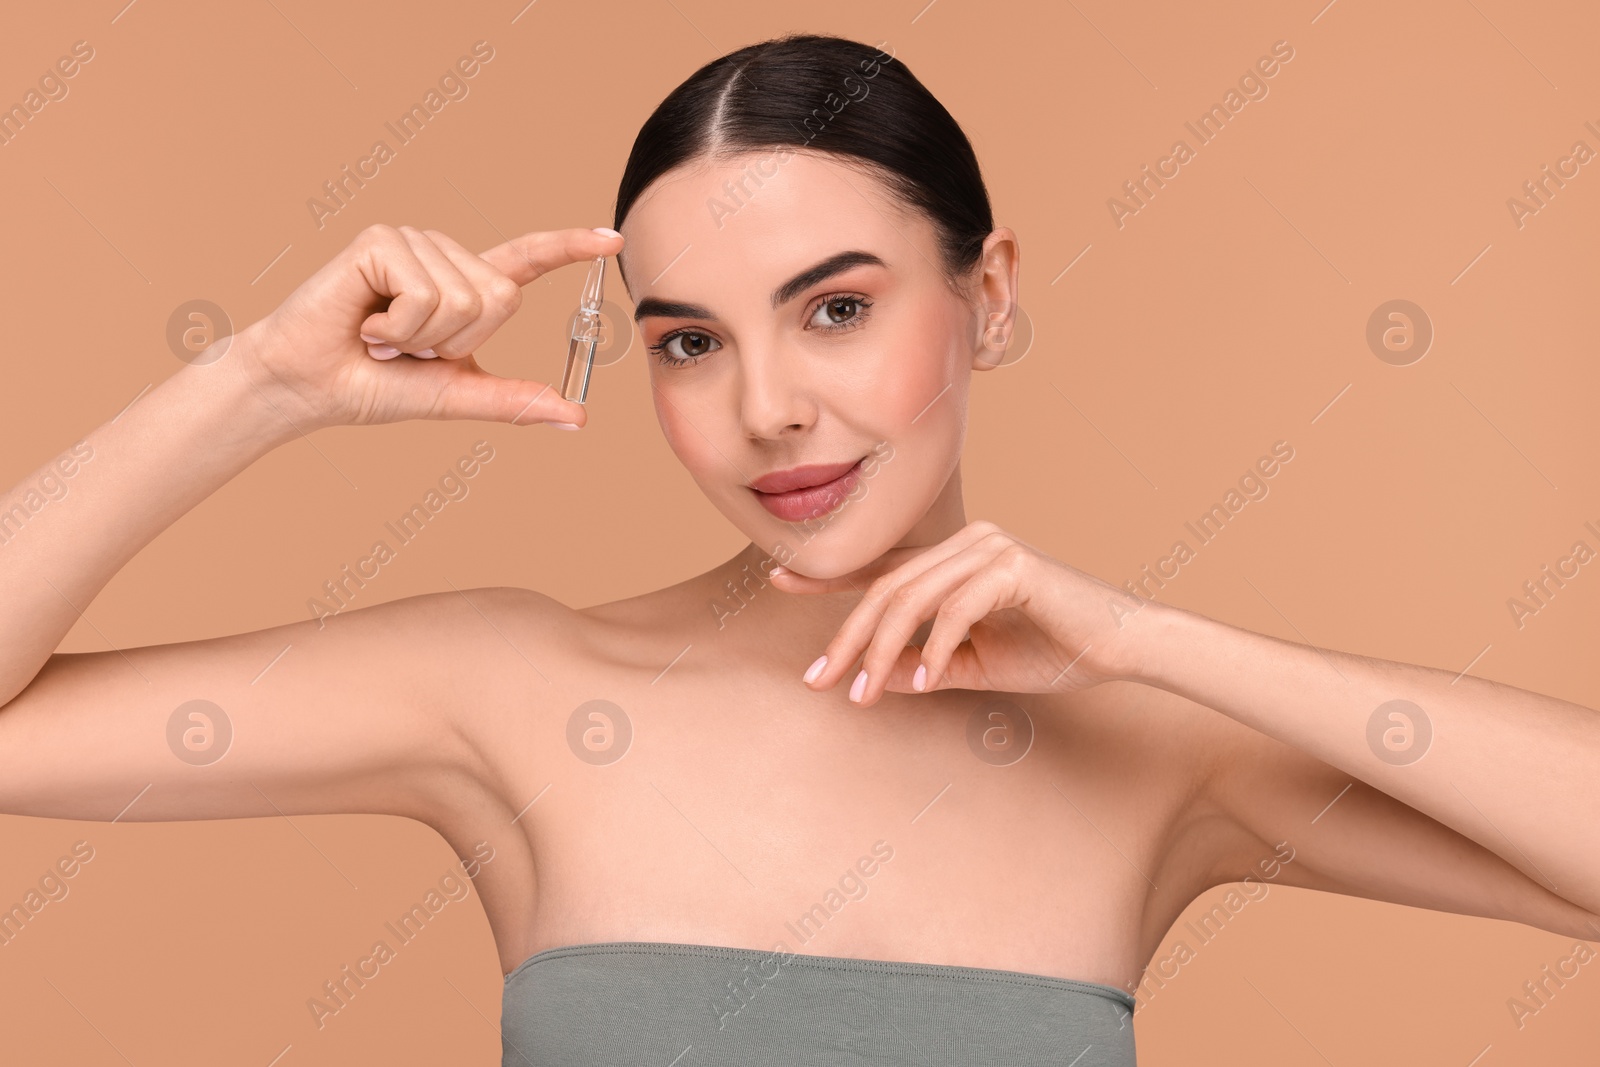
[[646, 292, 875, 368]]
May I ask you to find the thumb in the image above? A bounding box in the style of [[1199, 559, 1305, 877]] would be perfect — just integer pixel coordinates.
[[421, 357, 588, 426]]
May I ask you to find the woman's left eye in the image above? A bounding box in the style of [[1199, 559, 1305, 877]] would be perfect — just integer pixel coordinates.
[[808, 294, 872, 331]]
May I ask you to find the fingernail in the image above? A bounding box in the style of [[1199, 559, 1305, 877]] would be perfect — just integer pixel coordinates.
[[360, 332, 384, 344], [414, 348, 438, 359], [769, 566, 787, 579], [592, 227, 621, 238], [549, 421, 581, 431], [367, 343, 400, 359], [913, 664, 927, 691], [803, 655, 827, 684], [849, 670, 868, 703]]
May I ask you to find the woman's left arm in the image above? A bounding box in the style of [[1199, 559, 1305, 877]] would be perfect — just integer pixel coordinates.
[[1136, 602, 1600, 919], [783, 519, 1600, 922]]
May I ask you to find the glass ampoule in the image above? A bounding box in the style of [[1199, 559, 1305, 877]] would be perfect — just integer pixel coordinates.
[[562, 256, 606, 404]]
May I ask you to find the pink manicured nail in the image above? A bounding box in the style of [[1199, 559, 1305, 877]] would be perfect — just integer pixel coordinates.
[[803, 655, 827, 683], [849, 669, 867, 702], [360, 332, 384, 344], [413, 348, 438, 359], [367, 343, 400, 359], [769, 566, 787, 579], [913, 664, 927, 691], [549, 422, 581, 431], [592, 227, 621, 238]]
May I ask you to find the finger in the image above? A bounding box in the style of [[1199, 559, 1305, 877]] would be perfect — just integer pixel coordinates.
[[850, 541, 1015, 706], [416, 229, 523, 360], [354, 228, 441, 343], [893, 638, 993, 694], [914, 565, 1030, 695], [386, 226, 481, 355], [866, 645, 933, 699], [479, 227, 623, 288], [388, 354, 587, 426], [806, 535, 1004, 698]]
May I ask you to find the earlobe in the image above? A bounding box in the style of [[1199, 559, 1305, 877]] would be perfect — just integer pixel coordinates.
[[974, 327, 1010, 370], [974, 334, 1008, 370], [971, 300, 1014, 371]]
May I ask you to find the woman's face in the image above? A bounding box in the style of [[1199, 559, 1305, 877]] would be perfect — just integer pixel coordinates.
[[616, 148, 1016, 579]]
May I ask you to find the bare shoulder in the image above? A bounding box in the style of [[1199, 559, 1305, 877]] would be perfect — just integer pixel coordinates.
[[423, 584, 594, 710], [434, 583, 681, 682], [426, 584, 649, 781]]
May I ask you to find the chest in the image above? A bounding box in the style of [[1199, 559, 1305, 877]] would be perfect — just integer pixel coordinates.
[[478, 665, 1177, 989]]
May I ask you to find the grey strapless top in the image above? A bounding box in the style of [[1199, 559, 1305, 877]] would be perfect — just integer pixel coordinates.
[[500, 941, 1137, 1065]]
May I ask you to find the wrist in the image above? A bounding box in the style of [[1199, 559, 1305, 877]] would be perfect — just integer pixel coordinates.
[[170, 324, 325, 451], [1115, 597, 1202, 688]]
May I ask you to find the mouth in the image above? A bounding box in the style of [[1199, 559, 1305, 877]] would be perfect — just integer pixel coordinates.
[[748, 457, 866, 522]]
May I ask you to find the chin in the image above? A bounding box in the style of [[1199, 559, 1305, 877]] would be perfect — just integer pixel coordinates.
[[749, 511, 908, 580]]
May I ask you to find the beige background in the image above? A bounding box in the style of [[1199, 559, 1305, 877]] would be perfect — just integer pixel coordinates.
[[2, 0, 1596, 1062]]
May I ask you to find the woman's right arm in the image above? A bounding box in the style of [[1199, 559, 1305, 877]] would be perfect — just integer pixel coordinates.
[[0, 223, 620, 825]]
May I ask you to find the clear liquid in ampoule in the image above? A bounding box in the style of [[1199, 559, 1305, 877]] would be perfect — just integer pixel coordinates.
[[562, 256, 606, 404], [563, 325, 599, 403]]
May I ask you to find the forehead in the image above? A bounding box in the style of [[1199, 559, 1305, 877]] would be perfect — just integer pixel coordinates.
[[617, 149, 935, 304]]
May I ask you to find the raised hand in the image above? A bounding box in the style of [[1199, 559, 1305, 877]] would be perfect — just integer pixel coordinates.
[[232, 223, 622, 431]]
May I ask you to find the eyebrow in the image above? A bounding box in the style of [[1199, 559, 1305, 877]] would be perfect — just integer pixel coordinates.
[[631, 250, 887, 324]]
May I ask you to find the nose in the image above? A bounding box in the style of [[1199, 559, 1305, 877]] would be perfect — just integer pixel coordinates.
[[738, 338, 816, 440]]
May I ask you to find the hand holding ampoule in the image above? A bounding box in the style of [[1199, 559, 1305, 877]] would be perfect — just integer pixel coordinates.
[[235, 224, 623, 432]]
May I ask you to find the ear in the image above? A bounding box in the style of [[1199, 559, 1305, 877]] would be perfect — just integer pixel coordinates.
[[967, 226, 1021, 372]]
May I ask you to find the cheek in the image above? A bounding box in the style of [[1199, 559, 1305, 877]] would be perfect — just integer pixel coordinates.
[[841, 312, 968, 520], [872, 306, 970, 430], [654, 391, 696, 461], [654, 387, 730, 484]]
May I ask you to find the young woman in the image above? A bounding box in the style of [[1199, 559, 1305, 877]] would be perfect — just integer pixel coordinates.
[[2, 32, 1594, 1067]]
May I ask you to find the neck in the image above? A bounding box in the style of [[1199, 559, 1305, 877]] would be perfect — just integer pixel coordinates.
[[894, 460, 968, 550]]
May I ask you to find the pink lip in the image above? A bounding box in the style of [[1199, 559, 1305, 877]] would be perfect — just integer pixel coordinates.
[[748, 458, 865, 522]]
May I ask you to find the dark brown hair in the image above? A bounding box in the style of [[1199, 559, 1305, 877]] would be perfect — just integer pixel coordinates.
[[612, 33, 995, 288]]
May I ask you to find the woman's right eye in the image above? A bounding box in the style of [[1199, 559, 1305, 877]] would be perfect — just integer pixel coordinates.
[[650, 330, 720, 366]]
